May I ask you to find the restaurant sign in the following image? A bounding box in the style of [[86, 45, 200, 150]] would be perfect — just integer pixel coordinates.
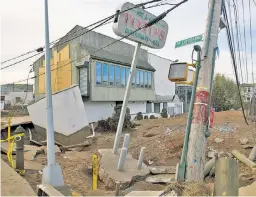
[[113, 2, 169, 49]]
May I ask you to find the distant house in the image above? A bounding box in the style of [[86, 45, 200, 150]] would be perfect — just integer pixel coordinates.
[[240, 83, 256, 102], [1, 84, 34, 109], [32, 25, 183, 122]]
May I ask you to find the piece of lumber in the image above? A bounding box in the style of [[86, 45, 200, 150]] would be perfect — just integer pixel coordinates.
[[231, 150, 256, 168], [249, 146, 256, 161], [214, 157, 239, 196], [203, 157, 216, 178]]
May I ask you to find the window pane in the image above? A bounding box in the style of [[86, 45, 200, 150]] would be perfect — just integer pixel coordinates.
[[132, 70, 136, 87], [126, 68, 130, 85], [121, 67, 126, 87], [110, 65, 115, 85], [136, 70, 140, 87], [140, 70, 144, 88], [96, 62, 102, 84], [103, 63, 108, 84], [115, 66, 120, 85], [144, 71, 148, 88], [148, 72, 152, 88]]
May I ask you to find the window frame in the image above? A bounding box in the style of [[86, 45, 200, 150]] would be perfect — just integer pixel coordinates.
[[109, 64, 115, 86], [95, 61, 102, 85]]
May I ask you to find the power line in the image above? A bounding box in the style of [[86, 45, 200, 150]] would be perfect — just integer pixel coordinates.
[[241, 0, 249, 83], [2, 0, 188, 86], [231, 0, 243, 83], [248, 0, 255, 85], [1, 0, 164, 66], [223, 2, 249, 125]]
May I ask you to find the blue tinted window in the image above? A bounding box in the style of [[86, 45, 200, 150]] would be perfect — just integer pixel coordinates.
[[121, 67, 126, 87], [132, 69, 136, 87], [103, 63, 108, 84], [115, 66, 121, 85], [144, 71, 148, 88], [126, 68, 130, 85], [96, 62, 102, 84], [136, 70, 140, 87], [148, 72, 152, 88], [140, 70, 144, 88], [110, 65, 115, 85]]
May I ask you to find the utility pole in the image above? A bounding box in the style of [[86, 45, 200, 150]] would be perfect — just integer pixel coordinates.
[[185, 0, 223, 181], [42, 0, 64, 186]]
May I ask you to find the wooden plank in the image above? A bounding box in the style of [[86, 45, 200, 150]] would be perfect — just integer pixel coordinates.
[[232, 150, 256, 168], [214, 157, 239, 196]]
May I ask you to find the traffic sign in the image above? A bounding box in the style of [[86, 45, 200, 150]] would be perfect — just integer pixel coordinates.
[[113, 2, 168, 49], [175, 34, 203, 48]]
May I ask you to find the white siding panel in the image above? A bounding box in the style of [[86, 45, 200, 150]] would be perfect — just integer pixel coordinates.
[[80, 67, 88, 96]]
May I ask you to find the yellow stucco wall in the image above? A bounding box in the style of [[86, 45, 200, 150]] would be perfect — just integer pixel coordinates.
[[38, 44, 71, 94]]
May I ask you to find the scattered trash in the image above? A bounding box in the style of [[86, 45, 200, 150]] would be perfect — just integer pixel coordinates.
[[148, 160, 154, 165], [38, 170, 42, 175], [165, 127, 172, 136], [239, 138, 249, 145], [214, 138, 224, 143], [214, 122, 236, 133]]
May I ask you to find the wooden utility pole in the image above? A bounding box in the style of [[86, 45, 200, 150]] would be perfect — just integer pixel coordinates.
[[214, 157, 239, 196], [185, 0, 223, 181]]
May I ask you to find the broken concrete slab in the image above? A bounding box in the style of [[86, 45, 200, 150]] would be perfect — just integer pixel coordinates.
[[98, 149, 149, 190], [148, 166, 176, 174], [207, 151, 215, 158], [1, 142, 41, 156], [145, 174, 176, 183], [214, 138, 224, 143], [239, 138, 249, 145], [242, 144, 254, 149], [125, 191, 164, 196]]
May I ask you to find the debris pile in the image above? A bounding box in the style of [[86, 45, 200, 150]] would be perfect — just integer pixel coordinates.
[[95, 106, 135, 132]]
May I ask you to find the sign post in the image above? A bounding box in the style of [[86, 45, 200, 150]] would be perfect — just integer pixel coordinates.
[[112, 2, 168, 154], [175, 34, 203, 48]]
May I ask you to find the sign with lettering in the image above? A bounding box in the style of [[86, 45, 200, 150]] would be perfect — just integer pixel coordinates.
[[113, 2, 169, 49], [175, 34, 203, 48]]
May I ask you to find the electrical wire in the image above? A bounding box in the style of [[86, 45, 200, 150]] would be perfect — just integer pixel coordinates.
[[2, 0, 188, 86], [241, 0, 249, 83], [1, 0, 163, 66], [223, 3, 249, 125], [231, 0, 244, 83]]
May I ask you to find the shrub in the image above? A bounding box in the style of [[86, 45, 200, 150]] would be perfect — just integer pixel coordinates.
[[136, 112, 143, 120], [161, 108, 168, 118], [144, 115, 148, 119], [149, 115, 155, 119]]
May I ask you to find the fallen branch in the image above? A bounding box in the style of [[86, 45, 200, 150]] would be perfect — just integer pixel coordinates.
[[231, 150, 256, 169]]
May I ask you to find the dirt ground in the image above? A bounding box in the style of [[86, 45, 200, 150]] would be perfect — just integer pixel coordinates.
[[1, 110, 256, 196]]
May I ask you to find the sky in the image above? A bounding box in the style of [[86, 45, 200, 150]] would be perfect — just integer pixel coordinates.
[[1, 0, 256, 85]]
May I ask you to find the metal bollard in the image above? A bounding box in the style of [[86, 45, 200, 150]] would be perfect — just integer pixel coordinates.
[[122, 134, 130, 148], [137, 147, 145, 169], [14, 125, 25, 172], [117, 147, 128, 171]]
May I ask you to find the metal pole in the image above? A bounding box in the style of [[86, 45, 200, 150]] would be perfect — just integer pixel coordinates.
[[176, 46, 201, 181], [122, 134, 130, 148], [185, 87, 188, 112], [117, 147, 128, 171], [137, 147, 145, 169], [15, 126, 25, 172], [113, 42, 141, 154], [186, 0, 222, 182], [42, 0, 64, 186]]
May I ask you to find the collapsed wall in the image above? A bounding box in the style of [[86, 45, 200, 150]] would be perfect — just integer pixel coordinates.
[[28, 85, 91, 145]]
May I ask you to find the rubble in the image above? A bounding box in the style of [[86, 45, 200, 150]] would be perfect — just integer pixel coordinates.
[[40, 145, 61, 154], [148, 166, 176, 174], [214, 138, 224, 143], [145, 174, 175, 183], [242, 144, 254, 149], [239, 138, 249, 145]]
